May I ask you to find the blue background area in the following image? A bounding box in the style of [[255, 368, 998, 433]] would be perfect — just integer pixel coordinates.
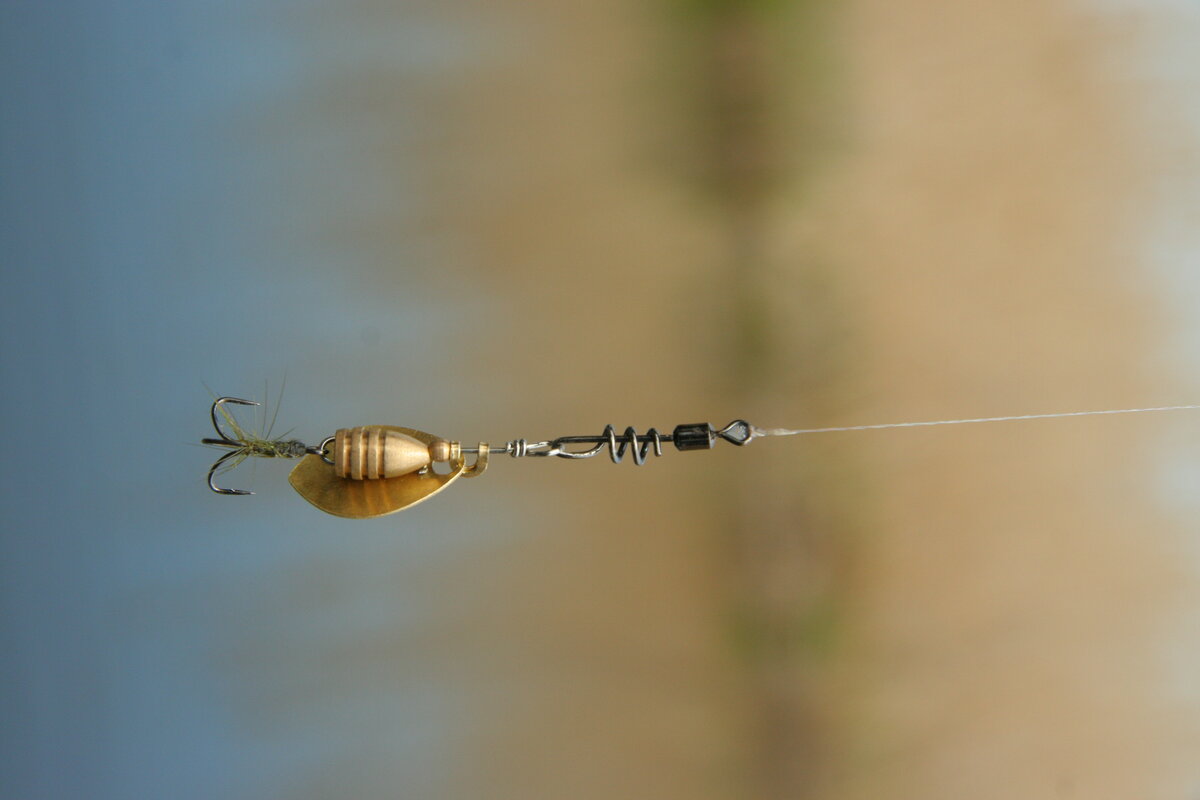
[[1, 5, 496, 797]]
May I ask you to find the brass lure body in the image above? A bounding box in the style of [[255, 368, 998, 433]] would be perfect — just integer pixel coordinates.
[[288, 426, 482, 519]]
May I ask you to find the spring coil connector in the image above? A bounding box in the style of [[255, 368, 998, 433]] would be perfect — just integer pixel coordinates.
[[561, 425, 665, 465], [604, 425, 663, 464]]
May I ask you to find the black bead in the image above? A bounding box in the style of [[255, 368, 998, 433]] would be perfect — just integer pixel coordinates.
[[672, 423, 717, 451]]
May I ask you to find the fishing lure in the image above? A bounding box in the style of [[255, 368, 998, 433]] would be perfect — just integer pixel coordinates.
[[202, 396, 1200, 519]]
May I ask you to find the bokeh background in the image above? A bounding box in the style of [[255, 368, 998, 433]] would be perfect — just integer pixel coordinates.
[[4, 1, 1200, 798]]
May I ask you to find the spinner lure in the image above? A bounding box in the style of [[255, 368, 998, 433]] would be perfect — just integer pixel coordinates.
[[202, 396, 1200, 519], [203, 396, 761, 518]]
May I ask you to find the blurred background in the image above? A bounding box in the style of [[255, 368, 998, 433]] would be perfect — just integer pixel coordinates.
[[3, 1, 1200, 797]]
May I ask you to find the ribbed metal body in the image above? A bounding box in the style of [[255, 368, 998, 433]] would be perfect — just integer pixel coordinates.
[[333, 426, 432, 480]]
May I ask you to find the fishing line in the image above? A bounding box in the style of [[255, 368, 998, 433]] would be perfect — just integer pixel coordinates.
[[751, 405, 1200, 438]]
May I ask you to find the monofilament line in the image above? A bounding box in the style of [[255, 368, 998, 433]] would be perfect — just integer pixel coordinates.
[[752, 405, 1200, 438]]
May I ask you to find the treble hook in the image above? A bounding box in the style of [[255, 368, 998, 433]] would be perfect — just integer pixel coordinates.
[[202, 397, 315, 496], [202, 397, 262, 495]]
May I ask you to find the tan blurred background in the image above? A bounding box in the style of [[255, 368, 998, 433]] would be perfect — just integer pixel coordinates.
[[4, 1, 1200, 798], [406, 1, 1200, 797]]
